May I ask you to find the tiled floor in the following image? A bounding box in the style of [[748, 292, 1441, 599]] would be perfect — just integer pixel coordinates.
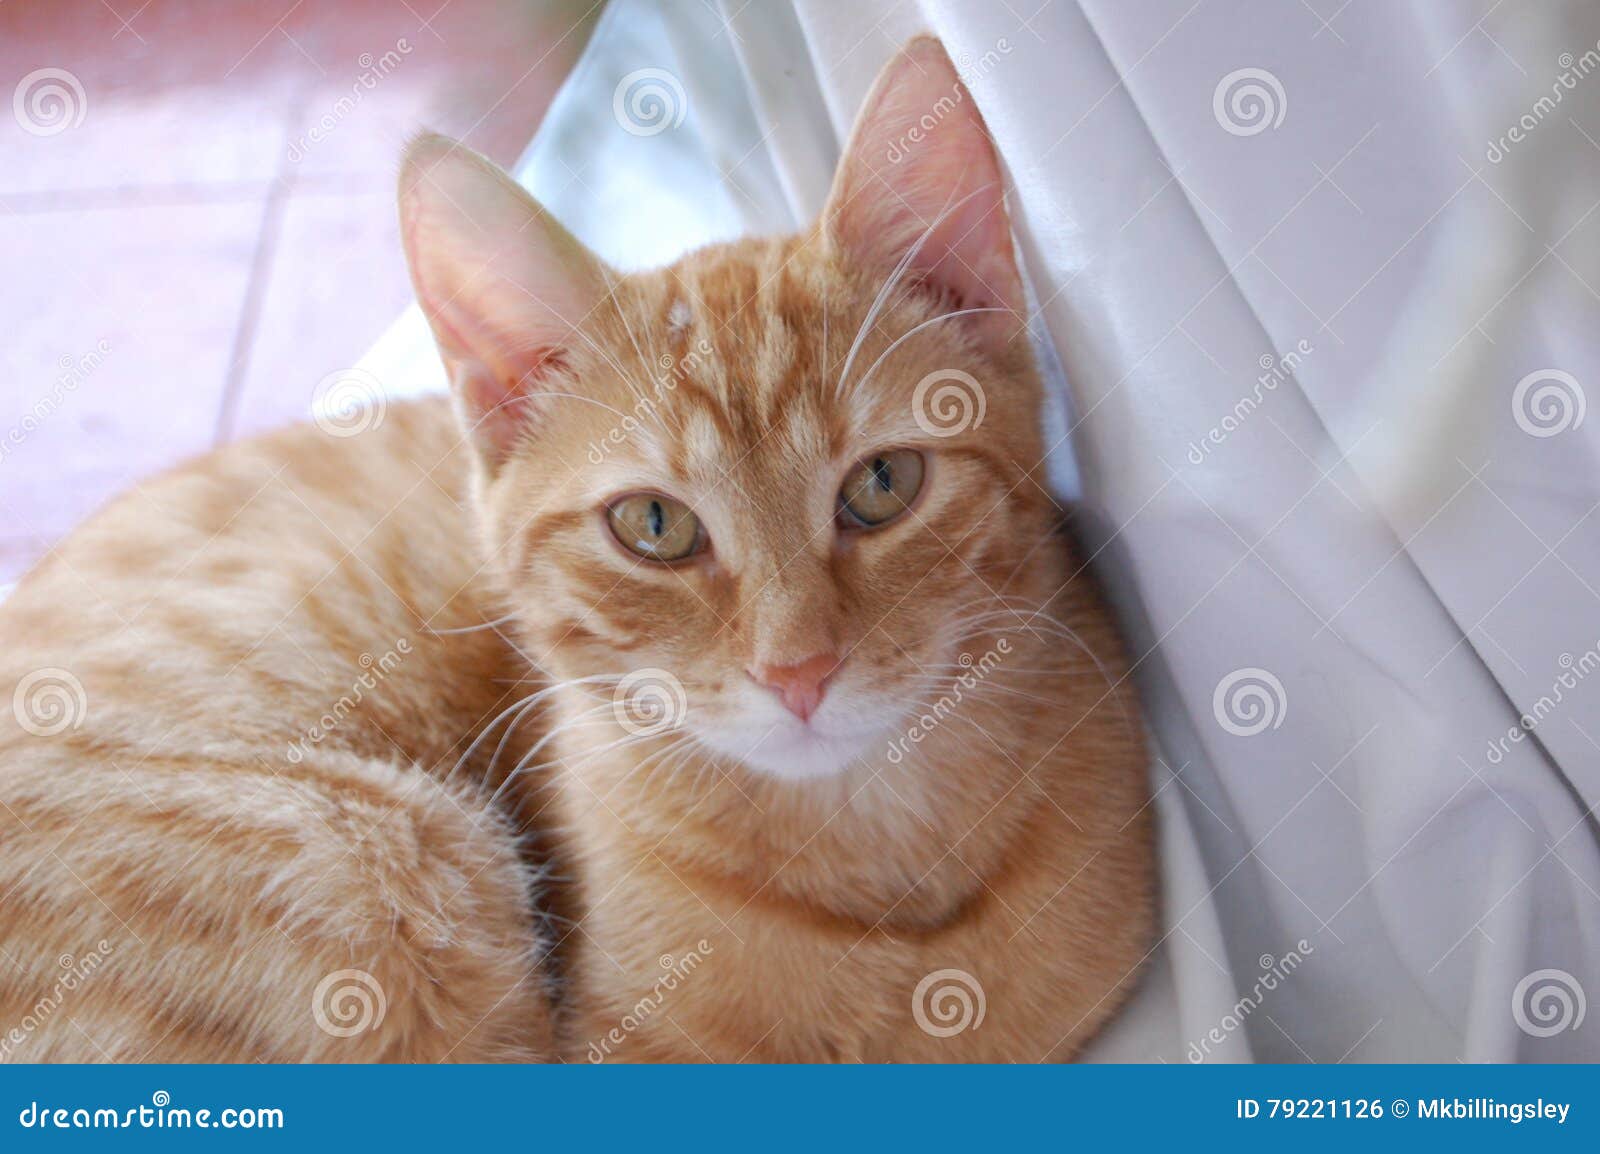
[[0, 0, 596, 585]]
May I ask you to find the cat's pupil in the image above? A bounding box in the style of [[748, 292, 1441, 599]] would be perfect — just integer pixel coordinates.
[[647, 499, 665, 538], [871, 457, 891, 492]]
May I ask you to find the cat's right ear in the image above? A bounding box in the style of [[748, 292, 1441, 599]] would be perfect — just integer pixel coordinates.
[[399, 133, 604, 467], [822, 37, 1025, 353]]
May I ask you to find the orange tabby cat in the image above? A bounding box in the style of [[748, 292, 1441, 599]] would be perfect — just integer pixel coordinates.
[[0, 35, 1150, 1063], [396, 35, 1154, 1061]]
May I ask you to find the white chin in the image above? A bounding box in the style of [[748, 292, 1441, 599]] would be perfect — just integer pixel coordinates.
[[696, 721, 880, 781]]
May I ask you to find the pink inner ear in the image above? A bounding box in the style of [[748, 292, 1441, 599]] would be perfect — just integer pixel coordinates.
[[442, 303, 580, 456], [905, 189, 1019, 314], [826, 37, 1026, 332], [398, 133, 606, 461], [414, 260, 574, 455], [448, 342, 581, 459]]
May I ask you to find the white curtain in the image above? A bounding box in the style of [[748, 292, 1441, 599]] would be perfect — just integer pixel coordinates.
[[362, 0, 1600, 1061]]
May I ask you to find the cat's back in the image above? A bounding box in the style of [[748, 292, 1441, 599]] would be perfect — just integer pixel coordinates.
[[0, 397, 558, 1062], [0, 395, 507, 772]]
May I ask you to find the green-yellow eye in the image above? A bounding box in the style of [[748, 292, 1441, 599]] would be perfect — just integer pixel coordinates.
[[839, 449, 925, 528], [607, 493, 703, 561]]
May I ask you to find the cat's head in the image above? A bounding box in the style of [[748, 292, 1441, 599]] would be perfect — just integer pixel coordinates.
[[399, 37, 1059, 781]]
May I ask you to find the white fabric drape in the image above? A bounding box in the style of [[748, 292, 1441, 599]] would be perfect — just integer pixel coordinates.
[[360, 0, 1600, 1061]]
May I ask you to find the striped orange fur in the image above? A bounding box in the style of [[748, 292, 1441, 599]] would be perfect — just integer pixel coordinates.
[[0, 36, 1151, 1063]]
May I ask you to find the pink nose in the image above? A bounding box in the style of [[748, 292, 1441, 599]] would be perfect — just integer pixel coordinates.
[[748, 652, 838, 722]]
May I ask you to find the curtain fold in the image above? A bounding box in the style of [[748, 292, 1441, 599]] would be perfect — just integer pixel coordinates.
[[730, 0, 1600, 1062], [353, 0, 1600, 1060]]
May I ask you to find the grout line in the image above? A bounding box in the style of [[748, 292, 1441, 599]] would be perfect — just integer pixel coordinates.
[[0, 173, 387, 215], [211, 108, 306, 448]]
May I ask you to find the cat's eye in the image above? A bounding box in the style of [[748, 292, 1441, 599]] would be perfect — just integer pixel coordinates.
[[838, 449, 925, 528], [606, 493, 704, 562]]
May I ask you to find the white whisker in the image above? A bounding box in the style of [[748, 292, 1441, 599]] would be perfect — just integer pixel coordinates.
[[426, 611, 520, 636], [849, 306, 1009, 395], [834, 183, 994, 399]]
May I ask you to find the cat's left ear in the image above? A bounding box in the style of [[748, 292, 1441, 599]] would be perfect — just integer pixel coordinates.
[[399, 133, 606, 467], [824, 36, 1025, 351]]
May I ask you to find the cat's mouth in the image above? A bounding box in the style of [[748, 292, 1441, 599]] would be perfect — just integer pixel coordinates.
[[692, 708, 892, 781]]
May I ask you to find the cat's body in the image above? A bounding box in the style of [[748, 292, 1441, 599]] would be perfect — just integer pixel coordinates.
[[544, 238, 1152, 1063], [0, 36, 1153, 1063], [556, 536, 1150, 1063], [0, 400, 556, 1061]]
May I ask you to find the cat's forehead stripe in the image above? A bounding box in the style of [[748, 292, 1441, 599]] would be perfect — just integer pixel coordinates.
[[670, 240, 813, 418]]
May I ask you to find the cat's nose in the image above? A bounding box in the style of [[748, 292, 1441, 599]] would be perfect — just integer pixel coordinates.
[[747, 652, 839, 722]]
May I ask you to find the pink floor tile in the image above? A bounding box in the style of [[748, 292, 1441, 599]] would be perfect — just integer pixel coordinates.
[[0, 200, 263, 579], [279, 1, 586, 186], [2, 92, 294, 200], [1, 1, 302, 196], [0, 0, 594, 586], [225, 186, 417, 441]]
